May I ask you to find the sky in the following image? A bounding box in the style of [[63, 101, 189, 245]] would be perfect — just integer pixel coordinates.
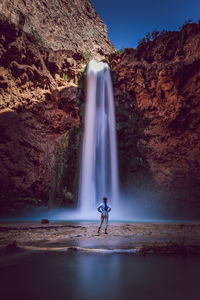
[[91, 0, 200, 49]]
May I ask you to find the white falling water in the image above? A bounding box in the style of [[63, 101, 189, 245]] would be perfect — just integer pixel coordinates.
[[78, 59, 119, 216]]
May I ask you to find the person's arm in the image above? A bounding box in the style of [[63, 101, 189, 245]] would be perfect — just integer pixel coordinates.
[[97, 203, 103, 213], [107, 204, 111, 212]]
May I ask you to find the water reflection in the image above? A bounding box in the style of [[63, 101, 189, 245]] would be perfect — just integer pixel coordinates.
[[0, 252, 200, 300]]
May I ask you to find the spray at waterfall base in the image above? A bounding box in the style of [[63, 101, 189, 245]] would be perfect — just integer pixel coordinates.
[[4, 58, 195, 222], [46, 60, 196, 222], [52, 61, 175, 222]]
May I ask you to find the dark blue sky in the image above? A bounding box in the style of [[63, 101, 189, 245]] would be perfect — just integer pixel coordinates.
[[91, 0, 200, 49]]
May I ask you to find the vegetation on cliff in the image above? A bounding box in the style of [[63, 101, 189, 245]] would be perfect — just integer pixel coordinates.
[[49, 127, 82, 208]]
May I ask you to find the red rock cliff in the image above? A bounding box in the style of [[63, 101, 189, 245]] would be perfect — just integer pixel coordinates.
[[109, 23, 200, 215], [1, 0, 200, 217], [0, 0, 113, 214], [0, 0, 114, 57]]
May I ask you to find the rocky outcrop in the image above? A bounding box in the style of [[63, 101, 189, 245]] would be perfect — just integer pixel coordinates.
[[0, 0, 115, 215], [0, 15, 88, 214], [109, 23, 200, 215], [0, 0, 114, 58]]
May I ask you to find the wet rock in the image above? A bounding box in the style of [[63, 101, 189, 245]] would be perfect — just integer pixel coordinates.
[[6, 241, 18, 252], [41, 219, 49, 224]]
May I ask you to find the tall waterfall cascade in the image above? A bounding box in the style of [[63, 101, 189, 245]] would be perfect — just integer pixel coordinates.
[[78, 60, 119, 215]]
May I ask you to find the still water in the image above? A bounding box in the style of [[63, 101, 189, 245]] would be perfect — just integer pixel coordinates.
[[0, 252, 200, 300]]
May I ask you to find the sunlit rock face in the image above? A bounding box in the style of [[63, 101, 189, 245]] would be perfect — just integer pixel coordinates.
[[0, 0, 114, 59], [109, 23, 200, 212], [0, 11, 89, 214], [0, 1, 115, 214]]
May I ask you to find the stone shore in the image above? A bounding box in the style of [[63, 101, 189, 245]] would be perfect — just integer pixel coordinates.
[[0, 221, 200, 255]]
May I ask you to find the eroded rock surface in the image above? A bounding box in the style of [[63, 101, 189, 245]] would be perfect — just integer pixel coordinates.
[[1, 221, 200, 254], [0, 0, 114, 58], [109, 23, 200, 213], [0, 16, 87, 213], [1, 0, 200, 218]]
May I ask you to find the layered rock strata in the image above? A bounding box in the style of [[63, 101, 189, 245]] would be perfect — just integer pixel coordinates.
[[0, 0, 114, 58], [109, 23, 200, 216], [0, 16, 88, 213]]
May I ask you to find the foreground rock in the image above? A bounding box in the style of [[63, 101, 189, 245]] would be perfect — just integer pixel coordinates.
[[0, 221, 200, 255]]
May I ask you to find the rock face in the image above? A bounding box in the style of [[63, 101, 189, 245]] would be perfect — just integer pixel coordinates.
[[0, 13, 89, 214], [109, 23, 200, 216], [1, 0, 200, 218], [0, 0, 115, 215], [0, 0, 114, 57]]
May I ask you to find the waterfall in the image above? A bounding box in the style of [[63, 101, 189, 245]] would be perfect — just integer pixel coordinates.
[[78, 60, 119, 215]]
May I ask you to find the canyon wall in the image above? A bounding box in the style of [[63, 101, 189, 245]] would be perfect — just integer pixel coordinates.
[[1, 0, 200, 217], [109, 23, 200, 217], [0, 0, 113, 214], [0, 0, 114, 58]]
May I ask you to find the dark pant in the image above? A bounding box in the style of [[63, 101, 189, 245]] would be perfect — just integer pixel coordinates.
[[99, 213, 108, 230]]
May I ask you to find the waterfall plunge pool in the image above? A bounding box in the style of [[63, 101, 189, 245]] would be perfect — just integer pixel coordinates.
[[0, 251, 200, 300]]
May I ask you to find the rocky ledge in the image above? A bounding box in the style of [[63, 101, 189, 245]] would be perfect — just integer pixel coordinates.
[[1, 221, 200, 255]]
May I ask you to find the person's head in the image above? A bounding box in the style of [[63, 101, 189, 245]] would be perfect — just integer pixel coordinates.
[[103, 197, 107, 203]]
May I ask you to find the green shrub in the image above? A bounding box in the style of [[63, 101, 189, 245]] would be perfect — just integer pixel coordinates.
[[74, 80, 79, 86], [137, 29, 168, 46], [178, 19, 193, 30], [80, 65, 87, 73], [62, 73, 68, 81], [74, 67, 87, 90], [82, 52, 91, 59], [115, 48, 124, 54]]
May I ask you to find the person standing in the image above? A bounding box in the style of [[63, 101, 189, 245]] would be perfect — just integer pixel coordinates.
[[97, 197, 111, 234]]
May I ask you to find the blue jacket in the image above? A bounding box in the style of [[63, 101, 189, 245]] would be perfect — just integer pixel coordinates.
[[97, 202, 111, 213]]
